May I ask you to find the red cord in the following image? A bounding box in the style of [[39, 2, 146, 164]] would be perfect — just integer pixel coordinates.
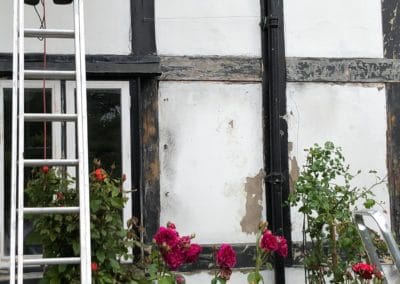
[[41, 0, 47, 159]]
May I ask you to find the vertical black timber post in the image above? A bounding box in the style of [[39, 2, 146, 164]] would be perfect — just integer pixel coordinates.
[[131, 0, 157, 56], [130, 79, 141, 220], [382, 0, 400, 242], [130, 0, 160, 241], [260, 0, 292, 282]]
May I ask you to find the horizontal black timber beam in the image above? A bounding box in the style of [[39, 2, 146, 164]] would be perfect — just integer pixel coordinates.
[[0, 53, 161, 79], [180, 244, 257, 271], [287, 57, 400, 83], [160, 56, 262, 82]]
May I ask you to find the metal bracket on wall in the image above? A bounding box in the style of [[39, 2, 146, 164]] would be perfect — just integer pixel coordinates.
[[261, 15, 280, 30], [265, 172, 285, 185]]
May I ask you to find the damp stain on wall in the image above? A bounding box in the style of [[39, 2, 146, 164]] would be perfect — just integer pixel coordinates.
[[240, 169, 265, 234]]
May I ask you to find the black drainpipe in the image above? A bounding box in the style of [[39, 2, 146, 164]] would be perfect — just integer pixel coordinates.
[[260, 0, 292, 283]]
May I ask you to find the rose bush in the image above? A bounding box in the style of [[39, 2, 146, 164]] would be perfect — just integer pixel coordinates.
[[26, 164, 130, 284], [247, 222, 288, 284]]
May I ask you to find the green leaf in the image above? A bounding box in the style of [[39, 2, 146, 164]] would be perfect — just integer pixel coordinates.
[[96, 250, 106, 263], [159, 276, 175, 284], [90, 199, 102, 212]]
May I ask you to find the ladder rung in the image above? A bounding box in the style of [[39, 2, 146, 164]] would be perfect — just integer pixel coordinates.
[[24, 159, 79, 167], [24, 28, 75, 39], [23, 207, 80, 214], [23, 257, 80, 266], [24, 70, 76, 80], [24, 113, 78, 122]]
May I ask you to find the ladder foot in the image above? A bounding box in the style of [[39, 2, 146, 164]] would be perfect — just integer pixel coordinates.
[[54, 0, 74, 4], [24, 0, 40, 6]]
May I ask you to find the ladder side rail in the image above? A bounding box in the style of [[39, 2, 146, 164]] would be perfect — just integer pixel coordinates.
[[355, 210, 400, 272], [73, 0, 91, 282], [354, 210, 400, 282], [9, 0, 20, 282], [17, 0, 25, 282], [353, 214, 385, 273]]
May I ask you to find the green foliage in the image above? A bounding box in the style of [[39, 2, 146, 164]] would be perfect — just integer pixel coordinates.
[[26, 166, 130, 284], [288, 142, 384, 283]]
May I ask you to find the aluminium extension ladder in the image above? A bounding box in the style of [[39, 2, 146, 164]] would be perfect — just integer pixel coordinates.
[[354, 210, 400, 283], [9, 0, 91, 283]]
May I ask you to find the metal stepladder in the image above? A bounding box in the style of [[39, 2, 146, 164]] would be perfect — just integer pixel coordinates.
[[354, 210, 400, 283], [9, 0, 91, 283]]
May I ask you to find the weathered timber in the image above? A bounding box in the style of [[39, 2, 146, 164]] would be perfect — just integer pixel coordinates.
[[180, 244, 257, 271], [382, 0, 400, 243], [160, 56, 262, 82], [138, 78, 161, 242], [287, 57, 400, 83]]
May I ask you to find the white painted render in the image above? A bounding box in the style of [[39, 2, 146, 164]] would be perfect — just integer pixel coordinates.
[[286, 83, 389, 242], [159, 81, 264, 244], [155, 0, 261, 56], [0, 0, 131, 54], [284, 0, 384, 58]]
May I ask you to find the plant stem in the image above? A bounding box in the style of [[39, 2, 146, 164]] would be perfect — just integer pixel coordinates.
[[330, 222, 338, 272]]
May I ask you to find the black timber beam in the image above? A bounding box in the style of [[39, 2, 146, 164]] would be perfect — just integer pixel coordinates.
[[0, 53, 161, 79]]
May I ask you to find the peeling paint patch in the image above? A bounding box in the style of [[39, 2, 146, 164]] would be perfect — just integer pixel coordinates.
[[240, 169, 265, 234]]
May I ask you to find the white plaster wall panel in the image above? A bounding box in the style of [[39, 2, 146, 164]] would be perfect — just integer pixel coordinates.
[[159, 82, 264, 244], [286, 83, 389, 242], [0, 0, 131, 54], [284, 0, 384, 58], [155, 0, 261, 56]]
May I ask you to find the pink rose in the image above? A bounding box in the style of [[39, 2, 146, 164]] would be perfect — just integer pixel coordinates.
[[153, 227, 179, 249], [216, 244, 236, 269], [276, 235, 288, 257], [185, 244, 202, 263], [260, 230, 278, 252]]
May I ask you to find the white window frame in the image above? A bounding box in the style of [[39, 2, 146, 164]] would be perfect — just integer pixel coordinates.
[[0, 80, 61, 268], [65, 81, 132, 230]]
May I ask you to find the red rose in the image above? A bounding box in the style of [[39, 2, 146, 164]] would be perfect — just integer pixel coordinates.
[[163, 247, 185, 270], [41, 166, 49, 174], [216, 244, 236, 269], [153, 226, 179, 249], [260, 230, 278, 253], [94, 168, 106, 182], [91, 262, 98, 272], [178, 236, 191, 249], [185, 244, 202, 263], [276, 235, 288, 257], [352, 263, 375, 280]]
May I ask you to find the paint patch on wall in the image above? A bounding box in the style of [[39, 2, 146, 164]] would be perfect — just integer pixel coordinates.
[[240, 169, 265, 234]]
